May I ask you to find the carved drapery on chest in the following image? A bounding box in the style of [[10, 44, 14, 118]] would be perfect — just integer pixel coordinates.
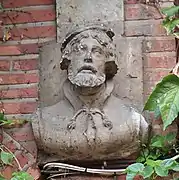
[[32, 24, 149, 163], [33, 80, 148, 161], [65, 80, 114, 140]]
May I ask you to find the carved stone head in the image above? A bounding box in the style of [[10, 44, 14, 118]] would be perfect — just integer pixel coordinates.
[[60, 26, 118, 87]]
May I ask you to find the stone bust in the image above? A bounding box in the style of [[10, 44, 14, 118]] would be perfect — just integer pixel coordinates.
[[32, 26, 149, 162]]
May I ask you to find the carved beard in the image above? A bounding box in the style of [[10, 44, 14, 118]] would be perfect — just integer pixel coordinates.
[[68, 65, 106, 87]]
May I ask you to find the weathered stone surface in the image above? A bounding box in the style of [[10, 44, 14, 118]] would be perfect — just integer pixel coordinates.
[[125, 20, 166, 37], [33, 26, 149, 164], [39, 37, 144, 109], [113, 37, 144, 109], [56, 0, 124, 42], [33, 0, 149, 169], [39, 0, 145, 109], [39, 41, 67, 107]]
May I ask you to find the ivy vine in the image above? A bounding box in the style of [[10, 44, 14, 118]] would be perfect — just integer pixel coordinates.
[[125, 5, 179, 180], [0, 112, 33, 180]]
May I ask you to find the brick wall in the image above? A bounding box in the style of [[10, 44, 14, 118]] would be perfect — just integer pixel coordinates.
[[0, 0, 56, 118], [0, 0, 56, 179], [0, 0, 177, 179], [0, 0, 176, 119], [124, 0, 176, 102]]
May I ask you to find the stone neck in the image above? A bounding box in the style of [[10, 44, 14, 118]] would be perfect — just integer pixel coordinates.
[[74, 83, 106, 96], [63, 79, 114, 111]]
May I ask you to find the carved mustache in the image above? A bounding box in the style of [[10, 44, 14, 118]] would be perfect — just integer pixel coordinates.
[[78, 65, 97, 73]]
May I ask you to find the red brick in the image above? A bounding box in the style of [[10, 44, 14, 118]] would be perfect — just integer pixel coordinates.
[[6, 25, 56, 40], [0, 8, 55, 25], [3, 140, 18, 153], [0, 46, 21, 55], [21, 141, 37, 158], [16, 153, 29, 168], [0, 44, 39, 55], [143, 38, 175, 52], [1, 166, 16, 179], [144, 53, 176, 68], [143, 81, 158, 95], [125, 20, 166, 36], [12, 59, 38, 71], [0, 60, 10, 71], [125, 4, 161, 20], [0, 73, 39, 85], [2, 0, 55, 8], [7, 123, 35, 141], [0, 87, 38, 99], [2, 101, 37, 114], [27, 167, 41, 180], [144, 69, 170, 82]]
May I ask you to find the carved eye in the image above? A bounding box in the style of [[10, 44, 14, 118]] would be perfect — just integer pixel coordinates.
[[73, 45, 79, 52], [92, 48, 103, 56], [79, 44, 87, 51]]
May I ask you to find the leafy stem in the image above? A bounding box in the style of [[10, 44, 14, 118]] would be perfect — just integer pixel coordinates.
[[0, 145, 22, 171]]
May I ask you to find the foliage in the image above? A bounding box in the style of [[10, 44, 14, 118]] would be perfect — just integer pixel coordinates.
[[0, 111, 27, 128], [161, 5, 179, 38], [125, 43, 179, 179], [0, 112, 33, 180], [125, 132, 179, 180], [0, 112, 13, 127], [126, 158, 179, 180], [144, 74, 179, 130], [125, 10, 179, 174], [125, 71, 179, 179], [11, 172, 33, 180]]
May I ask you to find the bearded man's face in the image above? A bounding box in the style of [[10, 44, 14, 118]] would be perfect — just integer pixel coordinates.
[[67, 35, 106, 88]]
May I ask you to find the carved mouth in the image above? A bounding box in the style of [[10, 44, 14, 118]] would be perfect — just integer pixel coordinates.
[[78, 65, 97, 74]]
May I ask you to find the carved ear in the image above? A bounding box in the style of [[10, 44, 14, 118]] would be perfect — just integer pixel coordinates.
[[106, 30, 115, 40], [105, 60, 118, 79], [60, 58, 71, 70]]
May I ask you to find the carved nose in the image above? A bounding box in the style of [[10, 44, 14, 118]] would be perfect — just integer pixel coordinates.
[[84, 51, 92, 63], [84, 57, 92, 63]]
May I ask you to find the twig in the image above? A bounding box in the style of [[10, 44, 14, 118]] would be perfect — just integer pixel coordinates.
[[1, 145, 22, 171]]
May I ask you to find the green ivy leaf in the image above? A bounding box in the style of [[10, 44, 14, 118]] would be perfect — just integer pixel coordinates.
[[161, 6, 179, 17], [144, 74, 179, 130], [173, 32, 179, 38], [147, 153, 160, 161], [154, 166, 168, 177], [172, 164, 179, 171], [0, 113, 6, 121], [163, 19, 174, 34], [146, 159, 156, 167], [11, 172, 33, 180], [126, 163, 144, 173], [146, 159, 162, 167], [0, 174, 6, 180], [164, 132, 177, 142], [161, 159, 175, 169], [136, 156, 145, 163], [154, 106, 161, 119], [163, 19, 179, 35], [0, 119, 14, 126], [0, 177, 6, 180], [0, 151, 13, 165], [141, 165, 154, 178], [126, 173, 136, 180], [151, 135, 165, 148]]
